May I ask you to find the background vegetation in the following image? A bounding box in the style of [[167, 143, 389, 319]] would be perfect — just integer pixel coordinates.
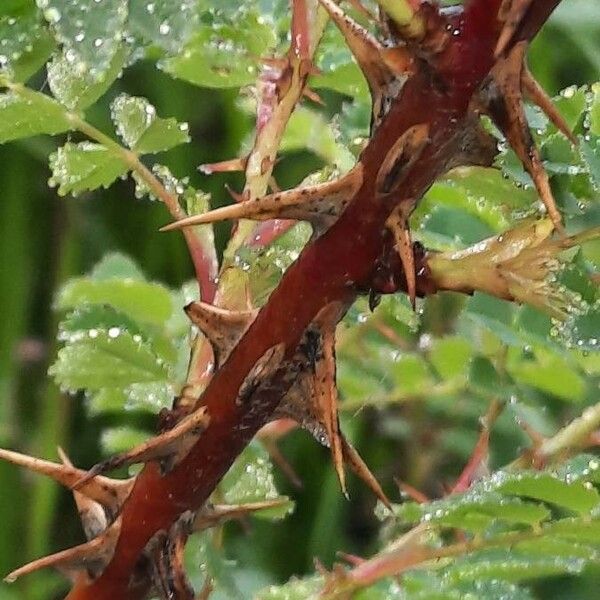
[[0, 1, 599, 598]]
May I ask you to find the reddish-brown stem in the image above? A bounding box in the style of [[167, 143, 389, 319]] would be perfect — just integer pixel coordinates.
[[64, 2, 563, 598]]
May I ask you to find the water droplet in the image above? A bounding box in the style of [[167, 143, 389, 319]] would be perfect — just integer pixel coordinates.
[[44, 7, 61, 24]]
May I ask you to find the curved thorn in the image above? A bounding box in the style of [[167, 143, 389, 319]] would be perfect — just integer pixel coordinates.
[[318, 0, 393, 92], [4, 518, 121, 583], [313, 305, 347, 497], [58, 448, 108, 540], [342, 438, 391, 510], [75, 407, 211, 487], [483, 42, 563, 232], [0, 448, 133, 512], [495, 0, 534, 57], [193, 499, 291, 531], [185, 301, 257, 367], [376, 123, 430, 196], [522, 68, 578, 145], [161, 164, 363, 232], [386, 205, 417, 309], [237, 344, 287, 405], [198, 156, 248, 175]]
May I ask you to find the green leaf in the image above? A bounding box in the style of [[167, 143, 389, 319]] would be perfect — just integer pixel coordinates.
[[110, 93, 190, 153], [90, 252, 145, 280], [87, 387, 128, 415], [87, 382, 173, 415], [100, 426, 148, 455], [546, 517, 600, 543], [311, 24, 369, 99], [160, 11, 275, 88], [580, 138, 600, 192], [48, 142, 129, 196], [58, 303, 177, 365], [49, 328, 171, 392], [507, 347, 586, 403], [222, 443, 282, 507], [400, 573, 535, 600], [421, 167, 538, 232], [590, 83, 600, 136], [47, 45, 127, 110], [445, 551, 586, 583], [390, 353, 433, 395], [281, 106, 355, 170], [57, 276, 173, 325], [492, 471, 600, 515], [394, 493, 550, 533], [0, 4, 55, 82], [554, 454, 600, 484], [120, 381, 174, 413], [59, 304, 146, 342], [551, 86, 588, 132], [37, 0, 128, 80], [256, 577, 323, 600], [0, 87, 71, 143], [128, 0, 199, 54], [428, 336, 473, 381], [463, 293, 522, 347], [186, 532, 243, 599]]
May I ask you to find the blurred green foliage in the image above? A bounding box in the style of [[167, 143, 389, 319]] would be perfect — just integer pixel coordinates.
[[0, 1, 599, 599]]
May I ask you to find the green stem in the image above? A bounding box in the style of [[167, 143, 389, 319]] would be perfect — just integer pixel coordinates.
[[222, 0, 329, 262], [66, 115, 186, 220], [323, 522, 579, 599], [511, 400, 600, 469], [375, 0, 425, 38], [64, 115, 217, 301]]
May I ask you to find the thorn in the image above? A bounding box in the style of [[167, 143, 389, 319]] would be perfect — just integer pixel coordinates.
[[342, 438, 392, 510], [495, 0, 533, 57], [302, 86, 325, 105], [313, 317, 346, 496], [198, 156, 247, 175], [275, 303, 389, 506], [394, 478, 429, 504], [75, 407, 210, 486], [225, 184, 251, 204], [522, 68, 578, 145], [347, 0, 377, 22], [482, 42, 563, 232], [58, 448, 108, 540], [237, 344, 287, 405], [184, 301, 257, 367], [337, 551, 366, 567], [145, 513, 195, 600], [4, 518, 121, 583], [386, 205, 416, 309], [268, 175, 281, 193], [376, 123, 430, 196], [0, 448, 133, 514], [450, 400, 503, 494], [193, 499, 291, 531], [445, 115, 498, 171], [261, 437, 303, 489], [317, 0, 395, 92], [160, 164, 364, 232]]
